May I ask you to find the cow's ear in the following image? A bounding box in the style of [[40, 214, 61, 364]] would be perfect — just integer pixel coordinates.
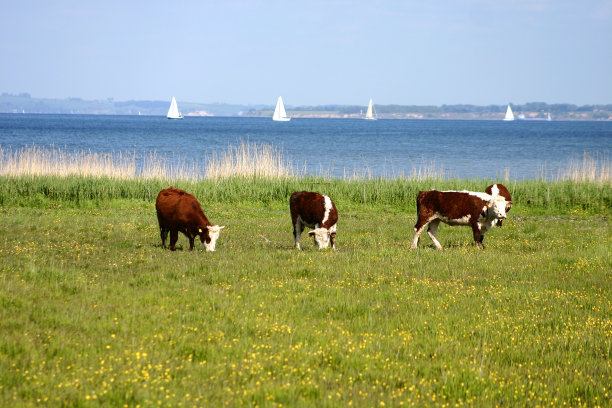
[[308, 231, 315, 235]]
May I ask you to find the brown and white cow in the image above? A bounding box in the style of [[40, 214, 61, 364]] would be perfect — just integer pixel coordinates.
[[290, 191, 338, 250], [411, 185, 512, 250], [155, 187, 225, 251], [485, 183, 513, 227]]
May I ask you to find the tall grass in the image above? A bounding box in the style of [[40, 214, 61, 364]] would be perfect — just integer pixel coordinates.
[[0, 145, 202, 181], [0, 175, 610, 216], [205, 140, 300, 179], [0, 142, 610, 214], [559, 151, 611, 183], [3, 142, 610, 184], [538, 151, 611, 184]]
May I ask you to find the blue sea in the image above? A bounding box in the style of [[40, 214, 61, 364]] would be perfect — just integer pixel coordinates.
[[1, 114, 611, 180]]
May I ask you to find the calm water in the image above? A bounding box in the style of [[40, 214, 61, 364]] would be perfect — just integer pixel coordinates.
[[1, 114, 611, 180]]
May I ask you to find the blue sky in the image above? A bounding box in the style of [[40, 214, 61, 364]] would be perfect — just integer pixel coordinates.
[[1, 0, 611, 106]]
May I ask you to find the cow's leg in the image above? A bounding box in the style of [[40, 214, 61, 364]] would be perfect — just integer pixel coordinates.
[[427, 219, 443, 250], [293, 217, 302, 250], [160, 226, 168, 248], [411, 217, 430, 249], [330, 233, 336, 250], [169, 229, 179, 251], [188, 235, 195, 251], [471, 223, 484, 249]]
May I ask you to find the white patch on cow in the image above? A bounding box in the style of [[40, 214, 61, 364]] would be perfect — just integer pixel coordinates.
[[477, 196, 507, 232], [309, 227, 331, 249], [321, 195, 333, 225], [426, 219, 443, 250], [411, 225, 425, 248], [294, 218, 302, 250], [411, 215, 438, 248], [436, 212, 472, 226], [490, 196, 508, 219], [490, 184, 500, 197], [204, 225, 225, 252]]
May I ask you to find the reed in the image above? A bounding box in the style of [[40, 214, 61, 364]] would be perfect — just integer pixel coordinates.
[[0, 142, 447, 182], [0, 145, 203, 182], [204, 140, 300, 179], [558, 151, 611, 183]]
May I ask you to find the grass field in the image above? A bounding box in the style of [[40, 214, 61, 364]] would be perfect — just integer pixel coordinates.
[[0, 174, 610, 407]]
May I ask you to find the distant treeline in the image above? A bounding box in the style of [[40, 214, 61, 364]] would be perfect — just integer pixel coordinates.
[[1, 93, 611, 119], [288, 102, 612, 115]]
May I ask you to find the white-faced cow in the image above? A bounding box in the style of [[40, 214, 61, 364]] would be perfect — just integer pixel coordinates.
[[156, 187, 225, 252], [411, 185, 512, 250], [290, 191, 338, 250]]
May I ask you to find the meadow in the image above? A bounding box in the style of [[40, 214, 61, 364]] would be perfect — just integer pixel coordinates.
[[0, 144, 610, 407]]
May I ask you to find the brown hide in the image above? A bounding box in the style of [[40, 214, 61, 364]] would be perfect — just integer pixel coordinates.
[[290, 191, 338, 229], [155, 187, 211, 251], [416, 190, 488, 226], [413, 190, 490, 248]]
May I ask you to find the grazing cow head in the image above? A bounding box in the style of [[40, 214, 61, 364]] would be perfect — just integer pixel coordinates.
[[199, 225, 225, 252], [308, 227, 332, 249]]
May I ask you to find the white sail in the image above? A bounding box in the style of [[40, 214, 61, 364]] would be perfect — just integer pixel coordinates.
[[503, 104, 514, 121], [273, 96, 291, 121], [364, 98, 377, 120], [167, 97, 183, 119]]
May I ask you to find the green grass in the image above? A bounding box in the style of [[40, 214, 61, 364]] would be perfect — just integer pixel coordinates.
[[1, 175, 610, 215], [0, 176, 610, 407]]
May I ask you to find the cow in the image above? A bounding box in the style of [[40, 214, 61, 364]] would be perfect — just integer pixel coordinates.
[[155, 187, 225, 252], [411, 186, 512, 250], [290, 191, 338, 250], [485, 183, 513, 227]]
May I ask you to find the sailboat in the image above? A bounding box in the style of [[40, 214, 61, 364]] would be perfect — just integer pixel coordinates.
[[166, 97, 184, 119], [503, 104, 515, 121], [547, 112, 552, 121], [364, 98, 377, 120], [272, 96, 291, 121]]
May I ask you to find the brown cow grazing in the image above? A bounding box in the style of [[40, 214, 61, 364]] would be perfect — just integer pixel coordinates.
[[155, 187, 225, 251], [411, 188, 511, 250], [290, 191, 338, 250], [485, 184, 513, 227]]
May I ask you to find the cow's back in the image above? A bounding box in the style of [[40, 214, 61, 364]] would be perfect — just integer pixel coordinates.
[[417, 190, 487, 219], [156, 187, 206, 227], [290, 191, 336, 227]]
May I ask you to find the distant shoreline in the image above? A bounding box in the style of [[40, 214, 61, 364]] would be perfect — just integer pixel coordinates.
[[2, 112, 611, 122], [1, 93, 611, 121]]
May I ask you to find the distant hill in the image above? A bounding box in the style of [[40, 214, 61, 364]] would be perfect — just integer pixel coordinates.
[[1, 93, 610, 120], [0, 93, 260, 117]]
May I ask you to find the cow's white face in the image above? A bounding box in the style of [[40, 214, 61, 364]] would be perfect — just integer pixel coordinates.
[[200, 225, 225, 252], [309, 227, 331, 249], [487, 197, 508, 220]]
